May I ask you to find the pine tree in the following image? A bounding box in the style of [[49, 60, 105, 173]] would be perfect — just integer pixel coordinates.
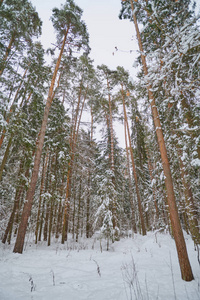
[[119, 0, 194, 281], [0, 0, 42, 76], [13, 0, 89, 253]]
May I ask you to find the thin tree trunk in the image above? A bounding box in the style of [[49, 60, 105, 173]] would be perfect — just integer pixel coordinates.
[[43, 203, 49, 241], [76, 178, 82, 242], [35, 151, 49, 244], [86, 108, 94, 238], [62, 159, 72, 243], [55, 173, 65, 238], [180, 95, 200, 159], [0, 65, 29, 149], [2, 163, 29, 243], [38, 199, 45, 242], [106, 78, 117, 231], [43, 155, 52, 242], [122, 85, 146, 235], [72, 173, 77, 240], [0, 33, 15, 76], [48, 197, 54, 246], [107, 79, 115, 174], [0, 82, 36, 179], [13, 27, 69, 254], [0, 133, 13, 181], [2, 187, 21, 243], [62, 86, 88, 243], [146, 148, 159, 222], [124, 114, 137, 233], [176, 146, 200, 245], [90, 107, 93, 141], [48, 154, 57, 246], [86, 173, 91, 238], [129, 0, 193, 281], [56, 198, 62, 239]]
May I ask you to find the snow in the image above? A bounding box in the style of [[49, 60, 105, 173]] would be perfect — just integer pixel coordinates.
[[0, 232, 199, 300], [191, 158, 200, 167]]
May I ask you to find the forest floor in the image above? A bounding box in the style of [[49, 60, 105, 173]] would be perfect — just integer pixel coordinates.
[[0, 231, 199, 300]]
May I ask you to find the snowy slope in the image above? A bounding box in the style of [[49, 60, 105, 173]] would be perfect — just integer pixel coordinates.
[[0, 232, 199, 300]]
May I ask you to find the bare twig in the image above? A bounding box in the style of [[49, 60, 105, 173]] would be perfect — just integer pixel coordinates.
[[93, 259, 101, 277]]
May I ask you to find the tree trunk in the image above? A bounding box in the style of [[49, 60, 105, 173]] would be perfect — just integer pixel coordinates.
[[38, 199, 45, 242], [48, 154, 57, 246], [129, 0, 194, 281], [43, 203, 49, 241], [107, 78, 117, 231], [122, 86, 146, 235], [0, 134, 13, 181], [2, 187, 22, 243], [86, 173, 91, 238], [180, 95, 200, 159], [146, 148, 159, 222], [76, 178, 82, 242], [13, 27, 69, 254], [0, 33, 15, 76], [0, 66, 29, 148], [176, 146, 200, 245], [35, 151, 49, 244], [124, 113, 137, 233], [86, 108, 93, 238], [55, 174, 65, 238], [62, 86, 88, 243]]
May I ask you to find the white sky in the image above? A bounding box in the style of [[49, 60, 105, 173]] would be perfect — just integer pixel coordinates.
[[29, 0, 200, 148], [31, 0, 139, 79], [31, 0, 139, 148]]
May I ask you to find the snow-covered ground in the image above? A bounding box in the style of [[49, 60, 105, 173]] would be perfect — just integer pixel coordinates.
[[0, 231, 199, 300]]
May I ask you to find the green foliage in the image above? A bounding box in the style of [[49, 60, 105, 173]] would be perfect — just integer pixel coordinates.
[[50, 0, 90, 54]]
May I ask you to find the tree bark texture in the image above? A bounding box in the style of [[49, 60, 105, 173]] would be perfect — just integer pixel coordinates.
[[35, 151, 49, 244], [129, 0, 194, 281], [124, 100, 137, 233], [0, 33, 15, 76], [13, 28, 69, 254], [62, 86, 88, 243], [122, 85, 146, 235]]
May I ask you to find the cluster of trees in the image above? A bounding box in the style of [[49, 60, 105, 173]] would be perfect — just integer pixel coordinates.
[[0, 0, 199, 282]]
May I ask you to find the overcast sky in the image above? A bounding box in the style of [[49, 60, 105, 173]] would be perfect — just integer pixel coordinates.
[[30, 0, 200, 148], [30, 0, 140, 147], [31, 0, 139, 79]]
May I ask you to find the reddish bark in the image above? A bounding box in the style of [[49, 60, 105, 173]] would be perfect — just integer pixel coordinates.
[[129, 0, 194, 281], [0, 33, 15, 76], [122, 85, 146, 235], [62, 85, 88, 243], [13, 27, 69, 254]]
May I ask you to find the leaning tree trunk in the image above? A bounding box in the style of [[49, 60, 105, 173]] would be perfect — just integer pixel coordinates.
[[0, 66, 29, 148], [2, 187, 22, 244], [129, 0, 193, 281], [0, 33, 15, 76], [13, 27, 69, 254], [0, 134, 13, 181]]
